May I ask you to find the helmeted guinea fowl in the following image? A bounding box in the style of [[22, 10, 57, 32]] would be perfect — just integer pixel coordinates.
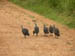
[[21, 25, 30, 38], [33, 24, 39, 36], [54, 26, 60, 39], [49, 24, 55, 36], [43, 24, 49, 35]]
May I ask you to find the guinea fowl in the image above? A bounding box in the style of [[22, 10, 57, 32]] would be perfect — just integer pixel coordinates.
[[49, 24, 55, 36], [21, 25, 30, 38], [43, 24, 49, 36], [33, 24, 39, 36], [54, 26, 60, 39]]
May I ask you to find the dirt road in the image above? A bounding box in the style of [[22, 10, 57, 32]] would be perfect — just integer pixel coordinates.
[[0, 1, 75, 56]]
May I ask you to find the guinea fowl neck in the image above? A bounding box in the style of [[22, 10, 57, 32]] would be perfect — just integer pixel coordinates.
[[21, 25, 23, 29]]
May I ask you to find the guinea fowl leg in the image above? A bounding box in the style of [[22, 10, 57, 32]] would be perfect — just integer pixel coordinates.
[[50, 33, 53, 36], [55, 36, 59, 39], [24, 35, 26, 38], [36, 34, 38, 36], [33, 33, 34, 36]]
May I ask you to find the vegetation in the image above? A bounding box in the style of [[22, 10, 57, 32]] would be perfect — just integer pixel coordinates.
[[9, 0, 75, 28]]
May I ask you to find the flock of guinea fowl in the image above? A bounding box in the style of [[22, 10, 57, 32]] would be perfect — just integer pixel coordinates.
[[21, 24, 60, 39]]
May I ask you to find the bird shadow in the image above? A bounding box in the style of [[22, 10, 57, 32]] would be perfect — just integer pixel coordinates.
[[41, 35, 49, 37], [49, 34, 53, 36]]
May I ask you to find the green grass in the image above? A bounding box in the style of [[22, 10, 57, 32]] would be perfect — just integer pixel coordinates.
[[8, 0, 75, 28], [28, 15, 35, 19], [27, 22, 31, 25]]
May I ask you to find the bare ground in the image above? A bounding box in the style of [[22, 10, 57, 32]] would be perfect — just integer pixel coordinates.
[[0, 1, 75, 56]]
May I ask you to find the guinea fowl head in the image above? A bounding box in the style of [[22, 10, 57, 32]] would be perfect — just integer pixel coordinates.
[[53, 24, 55, 31], [53, 24, 55, 28], [50, 24, 53, 26], [21, 25, 23, 29], [44, 24, 46, 27], [35, 23, 37, 27]]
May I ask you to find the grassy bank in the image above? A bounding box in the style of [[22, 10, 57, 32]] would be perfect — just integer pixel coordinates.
[[8, 0, 75, 28]]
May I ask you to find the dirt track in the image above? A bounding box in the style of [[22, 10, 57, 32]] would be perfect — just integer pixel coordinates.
[[0, 1, 75, 56]]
